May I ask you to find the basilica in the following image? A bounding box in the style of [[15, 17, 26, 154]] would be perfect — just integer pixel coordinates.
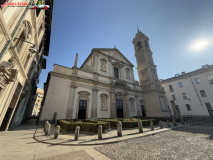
[[40, 30, 170, 122]]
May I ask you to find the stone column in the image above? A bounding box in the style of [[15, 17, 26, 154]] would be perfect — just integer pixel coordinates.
[[66, 82, 77, 119], [108, 58, 112, 77], [91, 88, 98, 118], [135, 95, 140, 116]]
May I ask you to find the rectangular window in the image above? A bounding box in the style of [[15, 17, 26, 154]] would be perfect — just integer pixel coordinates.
[[114, 67, 119, 79], [195, 78, 200, 84], [200, 90, 207, 97], [182, 93, 187, 99], [205, 103, 212, 110], [175, 105, 180, 112], [159, 97, 167, 111], [172, 95, 176, 100], [169, 85, 174, 92], [178, 82, 183, 87], [186, 104, 191, 111]]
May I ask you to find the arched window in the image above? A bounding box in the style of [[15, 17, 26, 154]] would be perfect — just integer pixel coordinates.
[[137, 41, 142, 50]]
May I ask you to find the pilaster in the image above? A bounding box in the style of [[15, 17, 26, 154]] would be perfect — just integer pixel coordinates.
[[66, 82, 77, 119], [91, 87, 98, 118]]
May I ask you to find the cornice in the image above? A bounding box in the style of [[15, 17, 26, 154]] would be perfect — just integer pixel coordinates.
[[161, 67, 213, 84]]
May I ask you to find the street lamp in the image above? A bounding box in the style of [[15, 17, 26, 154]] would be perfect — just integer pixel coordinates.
[[14, 38, 37, 53]]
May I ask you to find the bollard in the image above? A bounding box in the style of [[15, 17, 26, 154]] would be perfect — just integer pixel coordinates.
[[150, 121, 154, 130], [117, 121, 122, 137], [44, 119, 47, 132], [54, 125, 60, 139], [45, 123, 51, 136], [98, 125, 102, 140], [173, 120, 177, 126], [159, 121, 163, 129], [44, 121, 49, 134], [185, 118, 188, 124], [53, 112, 57, 124], [138, 120, 143, 133], [74, 126, 80, 141], [180, 117, 185, 125], [167, 120, 170, 127]]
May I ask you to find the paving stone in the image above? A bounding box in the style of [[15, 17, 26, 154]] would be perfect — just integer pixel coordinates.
[[95, 121, 213, 160]]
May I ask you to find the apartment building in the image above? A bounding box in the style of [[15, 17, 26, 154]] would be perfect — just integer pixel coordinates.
[[0, 0, 54, 131], [160, 64, 213, 119]]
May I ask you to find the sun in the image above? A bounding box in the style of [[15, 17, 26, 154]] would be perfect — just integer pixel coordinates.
[[193, 40, 208, 50]]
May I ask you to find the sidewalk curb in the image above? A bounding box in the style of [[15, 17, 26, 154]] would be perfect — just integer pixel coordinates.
[[33, 120, 210, 146]]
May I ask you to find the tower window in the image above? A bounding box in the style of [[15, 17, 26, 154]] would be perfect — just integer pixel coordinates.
[[144, 40, 148, 47], [114, 67, 119, 79], [136, 41, 142, 50], [195, 78, 200, 84], [186, 104, 191, 111], [200, 90, 206, 97], [178, 82, 183, 87]]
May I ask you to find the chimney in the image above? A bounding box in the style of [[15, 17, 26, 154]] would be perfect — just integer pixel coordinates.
[[181, 71, 186, 75]]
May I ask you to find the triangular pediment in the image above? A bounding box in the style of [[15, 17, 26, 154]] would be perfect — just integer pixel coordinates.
[[92, 48, 134, 67]]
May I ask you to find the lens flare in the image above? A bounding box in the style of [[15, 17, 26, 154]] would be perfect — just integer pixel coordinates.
[[193, 40, 208, 50]]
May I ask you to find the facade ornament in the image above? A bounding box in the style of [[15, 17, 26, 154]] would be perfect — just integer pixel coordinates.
[[100, 58, 107, 72], [113, 81, 130, 89], [82, 65, 93, 72], [100, 93, 108, 111], [0, 58, 18, 97], [129, 97, 135, 111], [125, 68, 130, 79], [111, 61, 123, 68]]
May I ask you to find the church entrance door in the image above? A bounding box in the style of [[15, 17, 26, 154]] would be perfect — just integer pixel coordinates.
[[116, 99, 124, 118], [78, 100, 87, 119], [141, 105, 146, 117]]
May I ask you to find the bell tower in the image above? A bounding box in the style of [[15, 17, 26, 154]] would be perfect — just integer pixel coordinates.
[[132, 29, 170, 117]]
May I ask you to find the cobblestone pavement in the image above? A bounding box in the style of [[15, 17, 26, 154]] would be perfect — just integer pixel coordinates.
[[95, 120, 213, 160]]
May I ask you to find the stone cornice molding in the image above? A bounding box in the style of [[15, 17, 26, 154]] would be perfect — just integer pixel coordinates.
[[100, 58, 107, 62], [111, 61, 124, 68], [100, 93, 108, 98], [78, 91, 90, 96], [161, 67, 213, 84], [129, 97, 135, 101]]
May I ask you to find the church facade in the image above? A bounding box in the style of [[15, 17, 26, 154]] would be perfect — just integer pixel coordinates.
[[40, 30, 170, 121]]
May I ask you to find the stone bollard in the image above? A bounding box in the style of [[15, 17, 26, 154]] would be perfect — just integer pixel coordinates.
[[53, 112, 57, 124], [74, 126, 80, 141], [150, 121, 154, 130], [180, 117, 185, 125], [98, 125, 102, 140], [138, 120, 143, 133], [117, 121, 122, 137], [173, 120, 177, 126], [167, 120, 170, 127], [45, 122, 51, 136], [185, 118, 188, 124], [44, 119, 47, 132], [44, 121, 48, 134], [159, 121, 163, 129], [54, 125, 60, 139]]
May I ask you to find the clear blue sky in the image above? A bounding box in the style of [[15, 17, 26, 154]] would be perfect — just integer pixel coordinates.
[[38, 0, 213, 89]]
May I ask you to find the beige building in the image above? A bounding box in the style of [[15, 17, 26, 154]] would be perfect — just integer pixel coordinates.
[[0, 0, 54, 131], [40, 29, 170, 122], [31, 88, 43, 116], [160, 64, 213, 119]]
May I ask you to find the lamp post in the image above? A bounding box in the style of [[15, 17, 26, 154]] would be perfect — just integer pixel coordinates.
[[14, 38, 37, 54]]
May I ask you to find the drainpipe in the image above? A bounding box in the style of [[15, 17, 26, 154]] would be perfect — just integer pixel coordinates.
[[189, 76, 203, 106]]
